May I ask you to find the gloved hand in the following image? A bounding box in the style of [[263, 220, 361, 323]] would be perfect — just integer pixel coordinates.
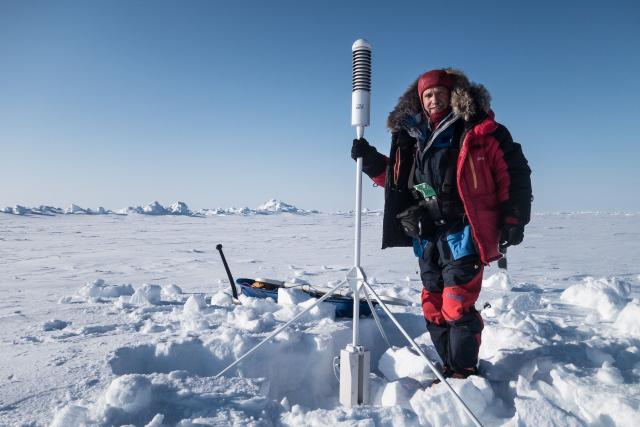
[[351, 138, 375, 160], [500, 223, 524, 248], [396, 203, 434, 239]]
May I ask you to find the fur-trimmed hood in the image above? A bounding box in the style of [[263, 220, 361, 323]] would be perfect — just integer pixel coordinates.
[[387, 68, 492, 134]]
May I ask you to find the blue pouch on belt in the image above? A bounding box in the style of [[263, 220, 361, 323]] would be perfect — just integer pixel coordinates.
[[446, 225, 476, 260]]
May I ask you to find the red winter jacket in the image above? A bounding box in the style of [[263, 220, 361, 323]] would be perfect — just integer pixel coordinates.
[[456, 114, 520, 262]]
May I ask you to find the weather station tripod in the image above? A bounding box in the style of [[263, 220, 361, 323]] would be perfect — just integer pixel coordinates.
[[215, 39, 483, 427]]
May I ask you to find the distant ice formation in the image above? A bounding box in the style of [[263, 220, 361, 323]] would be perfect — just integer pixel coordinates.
[[2, 199, 316, 217]]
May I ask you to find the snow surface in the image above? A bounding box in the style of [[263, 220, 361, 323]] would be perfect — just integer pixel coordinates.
[[1, 212, 639, 426]]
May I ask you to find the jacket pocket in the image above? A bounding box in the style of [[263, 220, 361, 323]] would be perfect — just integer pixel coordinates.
[[446, 225, 476, 260]]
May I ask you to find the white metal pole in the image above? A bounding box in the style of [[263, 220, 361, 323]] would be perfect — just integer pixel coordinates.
[[362, 281, 483, 427], [352, 146, 364, 346], [215, 280, 348, 379], [354, 144, 363, 267]]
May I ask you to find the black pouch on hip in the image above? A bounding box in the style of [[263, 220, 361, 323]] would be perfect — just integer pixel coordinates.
[[395, 201, 436, 239]]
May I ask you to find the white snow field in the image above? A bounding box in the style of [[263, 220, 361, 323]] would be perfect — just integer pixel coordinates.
[[1, 210, 639, 426]]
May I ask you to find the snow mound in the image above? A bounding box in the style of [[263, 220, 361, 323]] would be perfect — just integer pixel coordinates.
[[183, 294, 207, 314], [161, 283, 182, 298], [561, 277, 631, 320], [277, 287, 311, 306], [210, 291, 233, 307], [104, 374, 153, 413], [410, 376, 495, 426], [77, 279, 135, 299], [50, 405, 90, 427], [508, 293, 541, 312], [129, 284, 162, 305], [482, 270, 512, 290], [378, 347, 437, 383], [380, 377, 422, 410], [596, 362, 624, 385], [613, 300, 640, 336]]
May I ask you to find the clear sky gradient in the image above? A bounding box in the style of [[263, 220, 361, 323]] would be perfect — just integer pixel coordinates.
[[1, 0, 639, 212]]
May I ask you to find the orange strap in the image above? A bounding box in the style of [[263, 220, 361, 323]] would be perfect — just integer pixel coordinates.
[[393, 148, 401, 185]]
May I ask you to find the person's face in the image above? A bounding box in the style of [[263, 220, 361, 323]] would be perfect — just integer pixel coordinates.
[[422, 86, 451, 116]]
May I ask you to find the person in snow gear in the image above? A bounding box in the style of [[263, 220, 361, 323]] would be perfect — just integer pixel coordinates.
[[351, 69, 532, 379]]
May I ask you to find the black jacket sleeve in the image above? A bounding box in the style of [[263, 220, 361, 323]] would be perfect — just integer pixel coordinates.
[[491, 124, 533, 225], [360, 144, 387, 179]]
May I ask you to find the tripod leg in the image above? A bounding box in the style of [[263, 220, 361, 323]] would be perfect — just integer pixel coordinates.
[[361, 284, 392, 349]]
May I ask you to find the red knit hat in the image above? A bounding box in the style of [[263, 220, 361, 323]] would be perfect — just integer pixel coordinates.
[[417, 70, 453, 96]]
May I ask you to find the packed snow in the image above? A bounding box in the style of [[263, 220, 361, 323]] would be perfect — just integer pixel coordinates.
[[1, 211, 639, 426]]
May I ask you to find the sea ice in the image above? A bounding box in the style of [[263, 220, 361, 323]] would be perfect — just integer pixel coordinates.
[[3, 212, 639, 427]]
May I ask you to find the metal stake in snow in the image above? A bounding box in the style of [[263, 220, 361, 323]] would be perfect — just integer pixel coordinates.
[[216, 244, 238, 300]]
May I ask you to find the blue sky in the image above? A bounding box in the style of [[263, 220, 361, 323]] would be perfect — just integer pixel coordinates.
[[1, 0, 639, 212]]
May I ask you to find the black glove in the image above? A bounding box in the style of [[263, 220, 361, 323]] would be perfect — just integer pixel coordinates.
[[396, 203, 435, 239], [351, 138, 387, 178], [500, 224, 524, 248], [351, 138, 375, 160]]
